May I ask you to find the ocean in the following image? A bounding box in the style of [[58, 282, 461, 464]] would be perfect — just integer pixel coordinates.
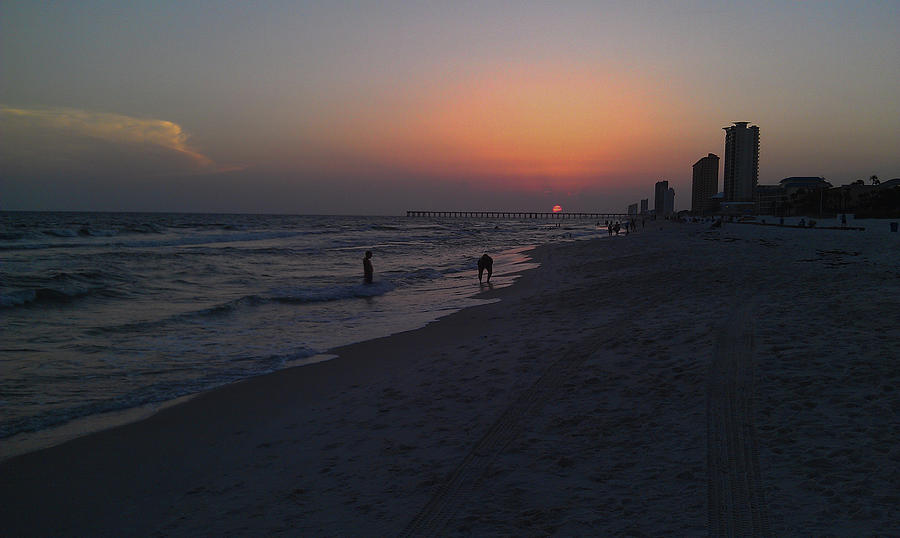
[[0, 211, 606, 458]]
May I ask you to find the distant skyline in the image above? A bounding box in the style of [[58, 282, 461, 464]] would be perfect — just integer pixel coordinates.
[[2, 1, 898, 214]]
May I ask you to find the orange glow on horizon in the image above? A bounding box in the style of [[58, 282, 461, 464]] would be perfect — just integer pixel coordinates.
[[308, 62, 684, 191], [552, 205, 562, 212]]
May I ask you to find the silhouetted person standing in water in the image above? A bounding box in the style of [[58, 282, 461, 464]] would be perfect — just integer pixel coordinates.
[[477, 253, 493, 283], [363, 250, 373, 284]]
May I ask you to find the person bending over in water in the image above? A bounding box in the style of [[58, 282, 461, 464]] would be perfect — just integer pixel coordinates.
[[477, 253, 493, 283], [363, 250, 373, 284]]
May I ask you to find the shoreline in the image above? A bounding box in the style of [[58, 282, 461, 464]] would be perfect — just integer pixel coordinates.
[[0, 232, 565, 535], [2, 221, 896, 535], [0, 241, 545, 463]]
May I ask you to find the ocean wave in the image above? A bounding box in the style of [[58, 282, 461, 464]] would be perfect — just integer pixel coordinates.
[[191, 295, 268, 316], [0, 229, 307, 251], [116, 230, 305, 249], [1, 269, 125, 308], [0, 347, 319, 440], [441, 265, 475, 275], [0, 287, 94, 308], [268, 281, 396, 303], [0, 285, 115, 308], [190, 245, 306, 256], [42, 228, 78, 238], [90, 281, 397, 334], [0, 242, 72, 251], [397, 267, 446, 281], [85, 295, 267, 334], [125, 223, 165, 234], [79, 227, 118, 237], [1, 221, 316, 252], [0, 290, 38, 307]]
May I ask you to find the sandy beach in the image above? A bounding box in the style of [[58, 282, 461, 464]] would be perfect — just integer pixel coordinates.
[[2, 220, 898, 536]]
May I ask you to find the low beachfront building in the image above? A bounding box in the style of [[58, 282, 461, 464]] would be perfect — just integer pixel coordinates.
[[781, 176, 832, 192], [755, 185, 786, 216], [720, 201, 756, 216], [826, 178, 900, 217], [754, 176, 832, 216], [780, 177, 832, 216]]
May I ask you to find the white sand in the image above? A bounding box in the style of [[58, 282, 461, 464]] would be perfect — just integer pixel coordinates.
[[1, 219, 898, 535]]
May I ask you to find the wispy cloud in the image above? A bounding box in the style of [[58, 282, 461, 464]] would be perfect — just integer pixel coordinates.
[[0, 105, 213, 169]]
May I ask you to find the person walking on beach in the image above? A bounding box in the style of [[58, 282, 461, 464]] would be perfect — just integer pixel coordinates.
[[363, 250, 373, 284], [477, 253, 493, 283]]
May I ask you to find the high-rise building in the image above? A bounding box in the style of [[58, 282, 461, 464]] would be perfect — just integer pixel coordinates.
[[691, 153, 719, 214], [654, 180, 668, 215], [666, 187, 675, 216], [723, 122, 759, 202], [640, 198, 648, 214]]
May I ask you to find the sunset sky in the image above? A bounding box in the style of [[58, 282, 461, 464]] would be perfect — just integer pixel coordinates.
[[2, 1, 898, 214]]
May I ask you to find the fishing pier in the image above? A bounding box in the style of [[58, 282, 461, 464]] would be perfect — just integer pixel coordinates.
[[406, 211, 630, 220]]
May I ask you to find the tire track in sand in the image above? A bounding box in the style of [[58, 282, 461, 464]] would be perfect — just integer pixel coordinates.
[[399, 334, 607, 537], [707, 303, 772, 537]]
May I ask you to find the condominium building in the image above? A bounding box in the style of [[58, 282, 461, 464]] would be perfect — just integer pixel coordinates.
[[723, 122, 759, 202], [654, 180, 669, 215], [691, 153, 719, 214]]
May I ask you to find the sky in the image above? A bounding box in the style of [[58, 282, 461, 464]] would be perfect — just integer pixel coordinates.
[[2, 1, 898, 214]]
